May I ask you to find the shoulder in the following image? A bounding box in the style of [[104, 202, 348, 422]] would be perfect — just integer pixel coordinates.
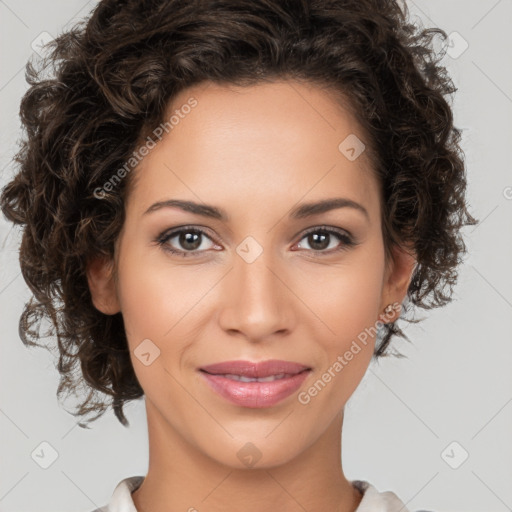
[[352, 480, 436, 512], [88, 476, 145, 512]]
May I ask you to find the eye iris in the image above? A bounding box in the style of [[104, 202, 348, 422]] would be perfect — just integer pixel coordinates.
[[180, 231, 201, 251], [309, 232, 329, 250]]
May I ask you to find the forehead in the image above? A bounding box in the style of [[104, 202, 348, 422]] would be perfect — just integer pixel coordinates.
[[128, 80, 380, 222]]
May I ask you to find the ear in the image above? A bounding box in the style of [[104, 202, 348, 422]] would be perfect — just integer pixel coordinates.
[[86, 254, 121, 315], [378, 243, 417, 323]]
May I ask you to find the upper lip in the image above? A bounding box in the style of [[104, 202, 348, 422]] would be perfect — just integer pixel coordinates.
[[199, 359, 311, 378]]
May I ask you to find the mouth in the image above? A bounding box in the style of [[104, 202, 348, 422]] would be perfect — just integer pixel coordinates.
[[202, 372, 307, 383], [198, 359, 312, 408], [198, 359, 312, 378]]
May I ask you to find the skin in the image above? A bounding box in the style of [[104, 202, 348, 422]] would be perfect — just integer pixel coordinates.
[[87, 80, 416, 512]]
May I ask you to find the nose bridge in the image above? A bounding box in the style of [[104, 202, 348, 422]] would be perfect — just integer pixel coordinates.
[[218, 241, 294, 340]]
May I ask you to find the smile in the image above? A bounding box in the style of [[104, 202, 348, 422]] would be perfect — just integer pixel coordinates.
[[198, 368, 311, 408], [219, 373, 293, 382]]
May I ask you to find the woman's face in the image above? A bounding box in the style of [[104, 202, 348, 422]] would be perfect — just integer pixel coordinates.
[[89, 79, 414, 468]]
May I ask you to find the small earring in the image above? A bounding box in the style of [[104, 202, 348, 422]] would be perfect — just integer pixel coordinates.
[[379, 303, 396, 323], [384, 304, 395, 315]]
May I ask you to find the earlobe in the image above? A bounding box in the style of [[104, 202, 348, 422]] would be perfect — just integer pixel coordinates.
[[379, 243, 417, 323], [86, 254, 121, 315]]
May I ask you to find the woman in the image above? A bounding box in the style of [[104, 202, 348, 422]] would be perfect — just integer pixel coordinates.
[[0, 0, 477, 510]]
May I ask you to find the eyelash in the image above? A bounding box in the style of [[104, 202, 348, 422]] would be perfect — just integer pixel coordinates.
[[155, 225, 358, 258]]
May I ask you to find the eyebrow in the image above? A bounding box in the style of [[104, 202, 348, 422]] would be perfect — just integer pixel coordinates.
[[143, 197, 369, 221]]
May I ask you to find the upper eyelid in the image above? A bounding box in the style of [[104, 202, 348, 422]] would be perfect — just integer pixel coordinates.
[[159, 225, 218, 244], [299, 225, 352, 239]]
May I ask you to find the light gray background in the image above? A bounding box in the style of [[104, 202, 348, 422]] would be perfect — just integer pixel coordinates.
[[1, 1, 511, 511]]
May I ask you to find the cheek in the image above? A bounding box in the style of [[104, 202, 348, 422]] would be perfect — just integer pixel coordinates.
[[296, 252, 385, 343], [331, 269, 383, 340], [115, 247, 217, 384], [294, 250, 384, 406], [116, 245, 197, 337]]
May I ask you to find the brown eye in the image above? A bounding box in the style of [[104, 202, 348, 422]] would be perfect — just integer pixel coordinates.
[[295, 227, 356, 254], [157, 227, 217, 257], [177, 231, 202, 251]]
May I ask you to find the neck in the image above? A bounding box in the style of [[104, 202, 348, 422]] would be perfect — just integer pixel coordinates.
[[132, 400, 362, 512]]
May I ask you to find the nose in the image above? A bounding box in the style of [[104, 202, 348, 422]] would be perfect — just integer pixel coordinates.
[[217, 246, 297, 343]]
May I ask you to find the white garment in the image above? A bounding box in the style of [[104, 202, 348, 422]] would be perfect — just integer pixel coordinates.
[[91, 475, 431, 512]]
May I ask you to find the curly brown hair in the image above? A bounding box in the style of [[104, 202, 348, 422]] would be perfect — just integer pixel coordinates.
[[0, 0, 477, 428]]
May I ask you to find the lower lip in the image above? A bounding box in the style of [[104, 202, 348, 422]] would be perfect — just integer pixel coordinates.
[[199, 370, 311, 408]]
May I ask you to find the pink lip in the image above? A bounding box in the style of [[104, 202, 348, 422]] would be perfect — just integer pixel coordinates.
[[198, 359, 312, 408], [199, 359, 310, 378]]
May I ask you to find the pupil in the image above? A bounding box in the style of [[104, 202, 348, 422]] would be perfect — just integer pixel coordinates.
[[309, 232, 329, 250], [180, 232, 201, 250]]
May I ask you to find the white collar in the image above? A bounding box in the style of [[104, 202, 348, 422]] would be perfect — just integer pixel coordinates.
[[352, 479, 411, 511], [99, 476, 411, 512]]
